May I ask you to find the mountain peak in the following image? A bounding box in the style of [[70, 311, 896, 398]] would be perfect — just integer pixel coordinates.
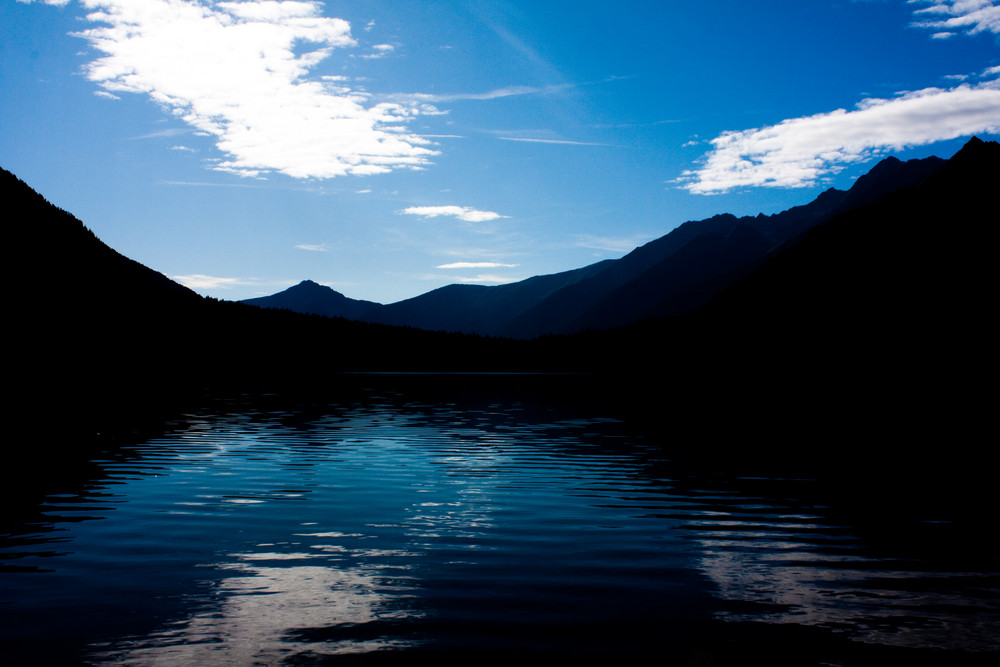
[[292, 279, 332, 293], [839, 151, 945, 211], [275, 279, 344, 297], [242, 278, 381, 319], [949, 135, 997, 163]]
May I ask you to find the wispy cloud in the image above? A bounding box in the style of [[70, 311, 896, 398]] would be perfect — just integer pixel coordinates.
[[172, 274, 255, 289], [401, 206, 508, 222], [498, 137, 615, 147], [910, 0, 1000, 37], [575, 234, 650, 253], [159, 179, 274, 188], [133, 127, 191, 140], [43, 0, 438, 179], [295, 243, 328, 252], [488, 126, 618, 147], [436, 261, 518, 269], [681, 81, 1000, 194], [403, 83, 573, 104]]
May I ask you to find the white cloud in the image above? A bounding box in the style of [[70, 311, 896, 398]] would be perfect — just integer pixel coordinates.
[[360, 43, 395, 59], [401, 206, 508, 222], [295, 243, 327, 252], [682, 81, 1000, 194], [436, 261, 518, 269], [910, 0, 1000, 37], [52, 0, 437, 179], [453, 274, 518, 284], [172, 274, 254, 289], [678, 2, 1000, 194]]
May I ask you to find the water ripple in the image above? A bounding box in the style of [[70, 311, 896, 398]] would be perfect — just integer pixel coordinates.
[[1, 395, 998, 662]]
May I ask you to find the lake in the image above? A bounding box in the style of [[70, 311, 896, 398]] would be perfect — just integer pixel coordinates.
[[3, 379, 998, 665]]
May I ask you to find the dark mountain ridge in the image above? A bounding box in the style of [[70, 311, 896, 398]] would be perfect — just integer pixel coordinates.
[[244, 151, 947, 338], [4, 138, 996, 488], [549, 137, 997, 472]]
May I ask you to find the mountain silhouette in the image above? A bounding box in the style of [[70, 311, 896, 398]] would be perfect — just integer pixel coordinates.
[[8, 138, 990, 380], [243, 151, 947, 338], [4, 137, 996, 488], [3, 164, 539, 448], [369, 259, 616, 333], [586, 137, 997, 459], [243, 279, 381, 320], [692, 135, 993, 363]]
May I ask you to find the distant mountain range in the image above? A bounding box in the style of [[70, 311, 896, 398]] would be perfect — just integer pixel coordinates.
[[9, 138, 994, 369], [243, 151, 947, 338], [5, 136, 997, 474]]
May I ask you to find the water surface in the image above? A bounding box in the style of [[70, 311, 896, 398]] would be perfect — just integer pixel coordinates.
[[3, 386, 998, 664]]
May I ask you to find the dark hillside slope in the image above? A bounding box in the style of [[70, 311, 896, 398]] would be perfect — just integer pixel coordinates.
[[503, 219, 775, 336], [3, 167, 535, 432], [503, 153, 946, 337], [7, 168, 201, 308], [7, 166, 204, 384], [696, 137, 993, 367], [589, 138, 997, 461]]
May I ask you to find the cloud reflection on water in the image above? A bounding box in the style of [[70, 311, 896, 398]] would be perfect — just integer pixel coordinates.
[[91, 549, 421, 664], [86, 419, 517, 665], [692, 513, 1000, 652]]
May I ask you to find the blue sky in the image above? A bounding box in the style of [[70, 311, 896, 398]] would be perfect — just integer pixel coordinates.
[[3, 0, 999, 303]]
